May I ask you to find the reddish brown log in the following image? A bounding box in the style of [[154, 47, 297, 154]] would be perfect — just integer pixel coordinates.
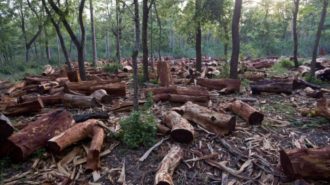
[[146, 87, 177, 95], [196, 78, 240, 94], [146, 86, 209, 96], [280, 146, 330, 180], [228, 100, 264, 125], [244, 71, 266, 81], [65, 81, 126, 97], [62, 94, 99, 108], [0, 113, 14, 140], [89, 83, 126, 97], [163, 111, 194, 143], [251, 79, 293, 95], [157, 61, 173, 87], [4, 98, 44, 116], [175, 101, 236, 136], [7, 109, 74, 162], [155, 145, 183, 185], [85, 126, 105, 172], [153, 94, 171, 102], [6, 81, 26, 95], [67, 70, 81, 82], [157, 123, 171, 134], [90, 89, 112, 104]]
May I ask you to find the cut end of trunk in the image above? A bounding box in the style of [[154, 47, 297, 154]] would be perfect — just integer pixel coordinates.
[[46, 141, 61, 154], [249, 112, 264, 125], [279, 149, 295, 180], [226, 116, 236, 134], [171, 129, 194, 143], [85, 150, 101, 173]]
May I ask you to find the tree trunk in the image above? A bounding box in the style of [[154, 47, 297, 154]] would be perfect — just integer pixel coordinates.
[[195, 0, 202, 73], [227, 100, 264, 125], [90, 0, 97, 67], [292, 0, 300, 68], [229, 0, 242, 79], [175, 101, 236, 136], [311, 0, 328, 76], [142, 0, 150, 82], [7, 109, 74, 162], [132, 0, 140, 111], [154, 3, 162, 61], [280, 146, 330, 180], [155, 145, 183, 185], [115, 0, 121, 62], [163, 111, 194, 143]]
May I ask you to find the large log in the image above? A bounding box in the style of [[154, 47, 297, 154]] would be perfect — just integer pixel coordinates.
[[0, 113, 14, 140], [67, 70, 81, 82], [174, 101, 236, 135], [163, 111, 194, 143], [90, 89, 112, 104], [227, 100, 264, 125], [153, 94, 209, 104], [280, 146, 330, 180], [4, 98, 44, 116], [157, 61, 173, 87], [155, 145, 183, 185], [62, 94, 99, 108], [85, 126, 105, 172], [7, 109, 74, 162], [196, 78, 240, 94], [73, 112, 109, 123], [250, 79, 293, 95], [6, 81, 26, 95], [65, 81, 126, 97]]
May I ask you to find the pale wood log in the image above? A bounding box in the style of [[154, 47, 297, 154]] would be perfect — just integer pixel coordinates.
[[196, 78, 240, 94], [163, 111, 194, 143]]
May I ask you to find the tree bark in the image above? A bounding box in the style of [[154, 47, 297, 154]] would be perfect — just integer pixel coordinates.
[[280, 146, 330, 180], [311, 0, 328, 76], [196, 78, 241, 94], [4, 98, 44, 116], [195, 0, 202, 73], [155, 145, 183, 185], [227, 100, 264, 125], [115, 0, 122, 62], [154, 3, 162, 61], [90, 0, 97, 67], [163, 111, 195, 143], [229, 0, 242, 79], [7, 109, 74, 162], [292, 0, 300, 68], [142, 0, 150, 82], [132, 0, 140, 111], [62, 94, 99, 108], [85, 125, 104, 172], [175, 101, 236, 136], [250, 79, 293, 95]]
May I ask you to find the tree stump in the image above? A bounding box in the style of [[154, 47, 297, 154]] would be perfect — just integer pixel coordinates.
[[157, 61, 173, 87]]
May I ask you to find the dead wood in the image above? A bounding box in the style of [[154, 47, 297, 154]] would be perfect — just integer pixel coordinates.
[[251, 79, 293, 95], [280, 145, 330, 180], [155, 145, 183, 185], [62, 94, 99, 108], [6, 81, 26, 95], [304, 87, 323, 98], [157, 61, 173, 87], [196, 78, 241, 94], [7, 109, 74, 162], [315, 98, 330, 120], [67, 70, 81, 82], [227, 100, 264, 125], [85, 125, 105, 172], [163, 111, 195, 143], [0, 113, 14, 140], [4, 98, 44, 116], [174, 101, 236, 136], [90, 89, 112, 104], [73, 112, 109, 123]]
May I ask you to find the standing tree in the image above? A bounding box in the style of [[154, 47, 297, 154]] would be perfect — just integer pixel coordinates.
[[292, 0, 300, 68], [195, 0, 202, 73], [132, 0, 141, 111], [142, 0, 155, 82], [90, 0, 97, 67], [229, 0, 242, 79], [311, 0, 328, 76], [48, 0, 87, 80]]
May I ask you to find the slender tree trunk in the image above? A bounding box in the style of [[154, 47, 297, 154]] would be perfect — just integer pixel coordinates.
[[142, 0, 150, 82], [230, 0, 242, 79], [195, 0, 202, 72], [115, 0, 121, 62], [154, 3, 162, 61], [90, 0, 97, 67], [150, 6, 154, 71], [57, 35, 61, 65], [105, 31, 109, 59], [133, 0, 140, 111], [292, 0, 300, 68], [44, 30, 51, 63], [311, 0, 328, 76]]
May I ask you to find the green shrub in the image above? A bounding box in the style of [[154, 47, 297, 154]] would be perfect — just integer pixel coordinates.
[[304, 74, 324, 85], [104, 62, 122, 74], [119, 110, 157, 149], [215, 63, 230, 79], [279, 59, 294, 69]]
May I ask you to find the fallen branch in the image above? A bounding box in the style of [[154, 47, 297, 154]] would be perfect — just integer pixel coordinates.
[[139, 137, 169, 162]]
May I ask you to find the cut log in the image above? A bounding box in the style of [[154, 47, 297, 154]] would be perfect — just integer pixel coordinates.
[[155, 145, 183, 185], [153, 94, 171, 102], [85, 125, 105, 172], [73, 112, 109, 123], [316, 98, 330, 120], [157, 123, 171, 134], [145, 87, 177, 95], [90, 89, 112, 104], [62, 94, 99, 108], [250, 79, 293, 95], [42, 65, 55, 76], [67, 70, 81, 82], [293, 79, 321, 90], [244, 71, 266, 81], [227, 100, 264, 125], [280, 146, 330, 180], [0, 113, 14, 140], [157, 61, 173, 87], [65, 81, 126, 97], [196, 78, 240, 94], [6, 81, 26, 95], [174, 101, 236, 135], [7, 109, 74, 162], [163, 111, 194, 143], [168, 94, 209, 104], [304, 87, 323, 98], [4, 98, 44, 116]]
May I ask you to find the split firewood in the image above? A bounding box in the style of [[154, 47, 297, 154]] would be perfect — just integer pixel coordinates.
[[90, 89, 112, 104], [174, 101, 236, 135], [196, 78, 240, 94], [226, 100, 264, 125], [62, 94, 100, 108], [157, 61, 173, 87], [73, 112, 109, 123], [163, 111, 195, 143], [7, 109, 74, 162], [280, 145, 330, 180], [4, 98, 44, 116], [250, 79, 293, 95], [0, 113, 14, 140], [47, 119, 105, 172], [155, 145, 183, 185]]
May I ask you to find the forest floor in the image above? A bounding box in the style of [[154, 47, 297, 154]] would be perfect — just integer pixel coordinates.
[[1, 59, 330, 185]]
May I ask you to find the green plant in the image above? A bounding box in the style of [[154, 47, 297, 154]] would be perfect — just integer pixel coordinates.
[[119, 111, 157, 149], [304, 74, 324, 85], [215, 63, 230, 78], [142, 92, 154, 111], [104, 62, 122, 74], [279, 59, 294, 69]]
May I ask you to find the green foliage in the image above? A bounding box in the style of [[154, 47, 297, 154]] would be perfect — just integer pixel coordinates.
[[104, 62, 122, 74], [215, 63, 230, 78], [0, 60, 43, 81], [292, 117, 329, 128], [304, 74, 324, 85], [278, 58, 294, 69], [142, 92, 154, 111], [119, 111, 157, 149]]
